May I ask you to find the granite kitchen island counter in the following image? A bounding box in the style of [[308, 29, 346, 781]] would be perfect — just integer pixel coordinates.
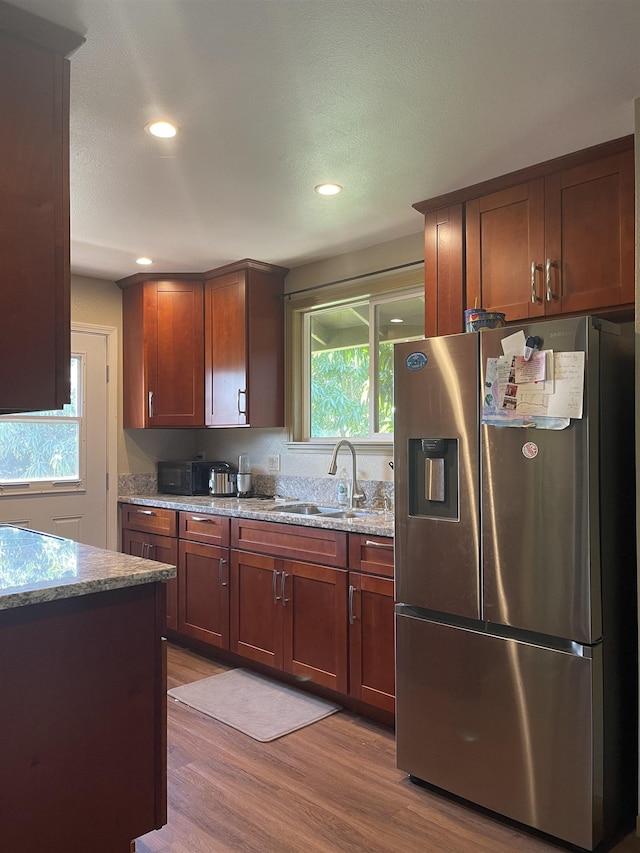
[[0, 524, 175, 610], [0, 526, 175, 853]]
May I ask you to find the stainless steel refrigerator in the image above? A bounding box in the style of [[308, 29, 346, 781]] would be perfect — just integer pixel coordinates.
[[393, 316, 636, 850]]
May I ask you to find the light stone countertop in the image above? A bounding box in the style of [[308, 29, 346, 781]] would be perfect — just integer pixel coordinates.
[[0, 525, 176, 612], [119, 493, 395, 537]]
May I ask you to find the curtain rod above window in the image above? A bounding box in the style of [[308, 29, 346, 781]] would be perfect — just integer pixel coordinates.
[[282, 259, 424, 300]]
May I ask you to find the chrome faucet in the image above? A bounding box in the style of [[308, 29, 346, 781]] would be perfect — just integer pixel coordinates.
[[328, 440, 365, 509]]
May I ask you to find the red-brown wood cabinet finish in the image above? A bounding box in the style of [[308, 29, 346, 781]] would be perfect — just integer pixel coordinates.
[[0, 582, 167, 852], [178, 511, 231, 648], [415, 136, 635, 333], [0, 2, 83, 413], [120, 504, 179, 631], [121, 278, 205, 428], [424, 205, 464, 337], [204, 260, 287, 427], [348, 533, 395, 713], [231, 518, 349, 692]]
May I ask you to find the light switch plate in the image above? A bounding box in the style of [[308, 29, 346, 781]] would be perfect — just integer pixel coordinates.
[[267, 454, 281, 472]]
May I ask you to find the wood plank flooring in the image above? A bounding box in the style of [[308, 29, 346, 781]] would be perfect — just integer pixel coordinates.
[[136, 644, 640, 853]]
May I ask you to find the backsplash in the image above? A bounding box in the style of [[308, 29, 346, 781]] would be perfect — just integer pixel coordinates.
[[118, 473, 394, 509]]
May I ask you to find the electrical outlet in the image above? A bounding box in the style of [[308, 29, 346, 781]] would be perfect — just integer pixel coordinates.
[[267, 454, 281, 472]]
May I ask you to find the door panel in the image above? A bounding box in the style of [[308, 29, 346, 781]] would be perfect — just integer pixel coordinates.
[[466, 181, 546, 321], [480, 319, 596, 643], [394, 335, 480, 619], [396, 613, 597, 850], [0, 329, 109, 547], [178, 540, 229, 648], [349, 572, 395, 712], [283, 560, 348, 692], [230, 549, 282, 668]]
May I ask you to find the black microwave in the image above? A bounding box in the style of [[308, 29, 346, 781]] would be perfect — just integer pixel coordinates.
[[157, 460, 211, 496]]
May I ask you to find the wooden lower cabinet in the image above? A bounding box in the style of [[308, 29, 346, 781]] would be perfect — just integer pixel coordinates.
[[348, 572, 395, 713], [230, 549, 348, 693], [178, 539, 230, 648], [120, 505, 395, 717], [122, 528, 179, 632]]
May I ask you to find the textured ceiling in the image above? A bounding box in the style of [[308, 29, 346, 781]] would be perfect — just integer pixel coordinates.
[[8, 0, 640, 281]]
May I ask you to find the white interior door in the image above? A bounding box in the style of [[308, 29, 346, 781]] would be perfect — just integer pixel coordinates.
[[0, 327, 116, 548]]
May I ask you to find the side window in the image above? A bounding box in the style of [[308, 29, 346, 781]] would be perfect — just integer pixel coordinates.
[[0, 355, 85, 493]]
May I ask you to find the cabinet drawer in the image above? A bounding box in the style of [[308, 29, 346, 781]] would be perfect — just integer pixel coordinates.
[[120, 503, 177, 536], [179, 511, 230, 546], [348, 533, 394, 578], [231, 518, 347, 568]]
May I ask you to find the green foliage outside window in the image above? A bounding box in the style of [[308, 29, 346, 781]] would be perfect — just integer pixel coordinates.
[[0, 356, 80, 482], [310, 342, 394, 438]]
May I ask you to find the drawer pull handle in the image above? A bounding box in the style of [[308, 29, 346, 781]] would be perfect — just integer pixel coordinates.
[[237, 389, 247, 417], [272, 570, 281, 604], [364, 539, 393, 549], [190, 516, 213, 523], [137, 509, 156, 516], [281, 572, 289, 605], [148, 391, 154, 418], [219, 558, 228, 587]]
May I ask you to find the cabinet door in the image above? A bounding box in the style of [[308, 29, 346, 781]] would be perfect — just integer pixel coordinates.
[[144, 281, 205, 427], [205, 272, 248, 426], [544, 148, 635, 316], [0, 19, 82, 413], [122, 529, 178, 632], [424, 205, 464, 337], [466, 181, 546, 322], [230, 549, 283, 669], [348, 572, 395, 713], [178, 540, 229, 648], [282, 559, 348, 693]]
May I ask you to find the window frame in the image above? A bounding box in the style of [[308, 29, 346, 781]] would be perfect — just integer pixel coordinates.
[[286, 264, 425, 448], [0, 352, 87, 496]]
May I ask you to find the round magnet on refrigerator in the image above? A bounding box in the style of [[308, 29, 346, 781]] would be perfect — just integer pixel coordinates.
[[406, 351, 427, 370], [522, 441, 539, 459]]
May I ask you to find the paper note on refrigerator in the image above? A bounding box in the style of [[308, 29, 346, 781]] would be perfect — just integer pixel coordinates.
[[545, 351, 585, 418]]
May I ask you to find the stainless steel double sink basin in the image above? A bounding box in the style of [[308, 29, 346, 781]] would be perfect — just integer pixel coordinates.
[[269, 503, 375, 520]]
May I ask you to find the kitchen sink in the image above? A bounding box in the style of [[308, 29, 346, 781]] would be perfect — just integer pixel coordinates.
[[317, 509, 375, 519], [272, 503, 335, 515], [270, 503, 376, 519]]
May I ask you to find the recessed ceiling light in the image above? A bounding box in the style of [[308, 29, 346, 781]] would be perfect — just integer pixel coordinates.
[[135, 257, 153, 265], [390, 318, 404, 324], [145, 120, 178, 139], [314, 182, 343, 196]]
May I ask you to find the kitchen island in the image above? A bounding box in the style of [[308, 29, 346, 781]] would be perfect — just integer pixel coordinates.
[[0, 526, 176, 853]]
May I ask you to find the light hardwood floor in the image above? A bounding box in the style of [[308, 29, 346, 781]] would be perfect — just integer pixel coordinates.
[[136, 644, 639, 853]]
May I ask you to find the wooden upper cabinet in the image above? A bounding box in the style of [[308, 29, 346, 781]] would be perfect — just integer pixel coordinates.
[[466, 181, 546, 321], [424, 205, 464, 337], [204, 260, 287, 428], [543, 149, 635, 316], [0, 3, 83, 413], [415, 135, 635, 330], [121, 278, 205, 428]]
